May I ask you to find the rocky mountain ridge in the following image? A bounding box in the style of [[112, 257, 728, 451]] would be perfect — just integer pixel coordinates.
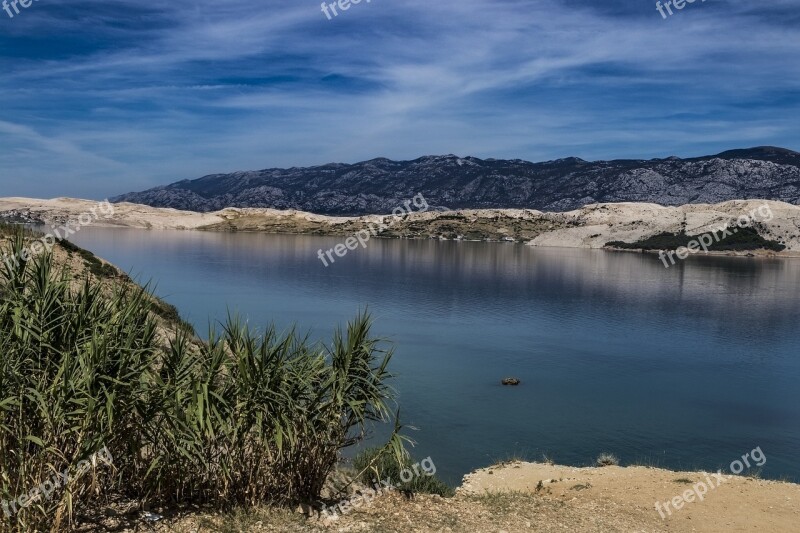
[[112, 147, 800, 215]]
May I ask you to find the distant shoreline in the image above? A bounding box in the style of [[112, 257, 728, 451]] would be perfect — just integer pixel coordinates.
[[1, 197, 798, 257], [604, 246, 800, 260]]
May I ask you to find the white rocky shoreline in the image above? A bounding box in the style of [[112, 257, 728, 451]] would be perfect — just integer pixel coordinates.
[[1, 197, 799, 256]]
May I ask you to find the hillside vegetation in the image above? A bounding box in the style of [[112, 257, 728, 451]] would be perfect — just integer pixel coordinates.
[[0, 227, 410, 532], [607, 226, 786, 252]]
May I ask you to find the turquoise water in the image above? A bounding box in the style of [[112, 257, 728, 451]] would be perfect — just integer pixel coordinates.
[[67, 227, 800, 485]]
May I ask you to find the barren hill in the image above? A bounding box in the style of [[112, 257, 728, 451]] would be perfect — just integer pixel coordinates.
[[2, 197, 798, 256]]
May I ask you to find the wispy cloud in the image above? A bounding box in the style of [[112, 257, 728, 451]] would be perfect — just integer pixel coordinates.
[[1, 0, 798, 198]]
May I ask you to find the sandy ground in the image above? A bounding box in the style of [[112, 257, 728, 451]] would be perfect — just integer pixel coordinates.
[[99, 462, 800, 532], [458, 461, 800, 532]]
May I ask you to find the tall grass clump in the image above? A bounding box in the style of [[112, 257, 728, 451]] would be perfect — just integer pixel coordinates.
[[352, 448, 454, 497], [0, 231, 159, 531], [0, 231, 405, 531], [595, 453, 619, 467]]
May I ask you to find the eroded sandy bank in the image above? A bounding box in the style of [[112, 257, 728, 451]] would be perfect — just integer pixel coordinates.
[[1, 197, 799, 256]]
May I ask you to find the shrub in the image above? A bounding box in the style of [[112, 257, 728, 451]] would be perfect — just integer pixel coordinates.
[[595, 453, 619, 467], [0, 231, 405, 531], [0, 232, 160, 531], [352, 448, 454, 497], [606, 226, 785, 252]]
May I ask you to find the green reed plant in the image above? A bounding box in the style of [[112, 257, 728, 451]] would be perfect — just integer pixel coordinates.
[[0, 230, 407, 531], [352, 447, 454, 497], [0, 232, 158, 531]]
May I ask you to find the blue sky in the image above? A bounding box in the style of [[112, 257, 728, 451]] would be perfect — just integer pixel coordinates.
[[0, 0, 798, 199]]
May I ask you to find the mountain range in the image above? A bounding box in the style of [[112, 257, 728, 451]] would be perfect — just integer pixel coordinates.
[[112, 146, 800, 215]]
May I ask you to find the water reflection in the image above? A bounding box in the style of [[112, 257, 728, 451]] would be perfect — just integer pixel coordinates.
[[65, 227, 800, 484]]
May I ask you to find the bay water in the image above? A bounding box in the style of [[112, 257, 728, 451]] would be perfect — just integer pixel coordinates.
[[67, 227, 800, 485]]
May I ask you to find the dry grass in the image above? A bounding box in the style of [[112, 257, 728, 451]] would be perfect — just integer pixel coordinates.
[[595, 453, 619, 467]]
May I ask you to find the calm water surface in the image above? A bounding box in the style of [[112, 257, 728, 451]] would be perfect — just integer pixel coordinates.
[[67, 227, 800, 485]]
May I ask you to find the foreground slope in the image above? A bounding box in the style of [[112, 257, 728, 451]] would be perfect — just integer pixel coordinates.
[[121, 461, 800, 532]]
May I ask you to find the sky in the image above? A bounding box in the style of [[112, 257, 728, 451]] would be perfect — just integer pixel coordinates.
[[0, 0, 799, 199]]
